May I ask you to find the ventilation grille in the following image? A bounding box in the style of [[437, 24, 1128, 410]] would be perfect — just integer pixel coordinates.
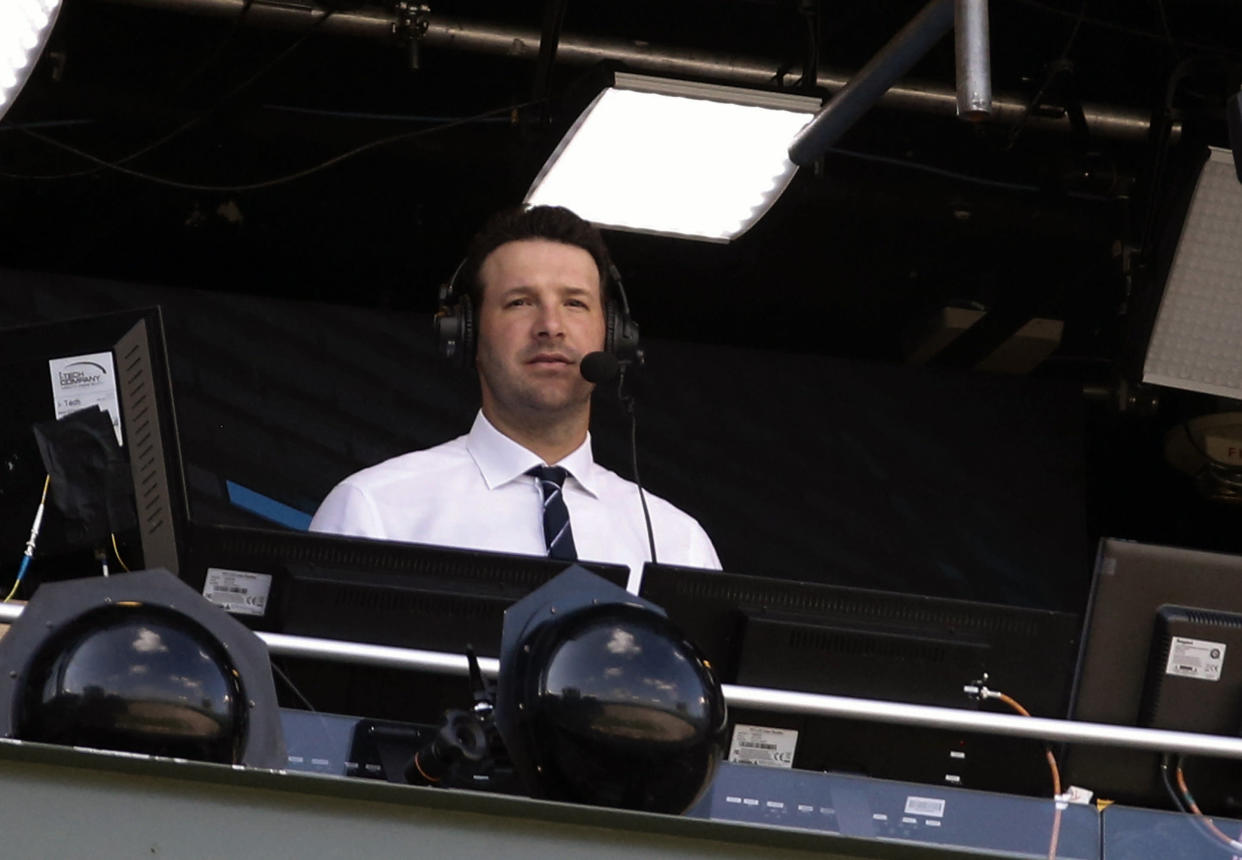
[[783, 626, 958, 664], [655, 572, 1048, 638]]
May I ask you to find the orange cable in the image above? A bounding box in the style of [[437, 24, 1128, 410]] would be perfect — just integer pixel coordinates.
[[1176, 760, 1242, 853], [992, 689, 1063, 859]]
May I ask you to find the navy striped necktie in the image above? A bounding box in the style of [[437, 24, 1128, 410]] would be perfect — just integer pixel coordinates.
[[528, 465, 577, 561]]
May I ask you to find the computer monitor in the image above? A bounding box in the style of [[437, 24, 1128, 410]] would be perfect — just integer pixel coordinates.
[[181, 522, 628, 649], [1067, 538, 1242, 813], [179, 523, 630, 722], [640, 562, 1082, 798], [0, 308, 188, 587]]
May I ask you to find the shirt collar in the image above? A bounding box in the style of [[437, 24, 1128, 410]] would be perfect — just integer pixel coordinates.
[[466, 411, 600, 497]]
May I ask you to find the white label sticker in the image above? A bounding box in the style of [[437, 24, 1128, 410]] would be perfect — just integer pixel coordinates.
[[727, 724, 798, 768], [904, 796, 947, 818], [203, 568, 272, 617], [48, 351, 122, 446], [1061, 785, 1095, 805], [1165, 636, 1225, 681]]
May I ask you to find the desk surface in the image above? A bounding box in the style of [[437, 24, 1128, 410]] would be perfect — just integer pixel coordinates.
[[4, 733, 1241, 859], [0, 735, 1041, 860]]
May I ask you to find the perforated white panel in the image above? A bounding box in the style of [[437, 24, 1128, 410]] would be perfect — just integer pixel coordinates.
[[1144, 147, 1242, 399]]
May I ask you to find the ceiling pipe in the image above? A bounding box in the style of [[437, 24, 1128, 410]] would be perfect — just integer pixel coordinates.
[[97, 0, 1164, 143], [955, 0, 991, 119]]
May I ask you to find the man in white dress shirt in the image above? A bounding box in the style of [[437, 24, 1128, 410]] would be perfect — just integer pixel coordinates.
[[309, 206, 719, 591]]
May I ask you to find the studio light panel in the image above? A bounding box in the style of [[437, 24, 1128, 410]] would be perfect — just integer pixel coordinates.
[[1, 0, 62, 120], [1144, 147, 1242, 400], [526, 73, 821, 243]]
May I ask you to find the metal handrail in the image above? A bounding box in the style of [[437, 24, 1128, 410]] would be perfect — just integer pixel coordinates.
[[4, 600, 1239, 760]]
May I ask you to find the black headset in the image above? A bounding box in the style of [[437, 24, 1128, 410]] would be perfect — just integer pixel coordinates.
[[434, 257, 641, 369]]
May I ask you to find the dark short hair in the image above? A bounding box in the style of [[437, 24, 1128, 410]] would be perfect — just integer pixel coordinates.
[[459, 205, 613, 308]]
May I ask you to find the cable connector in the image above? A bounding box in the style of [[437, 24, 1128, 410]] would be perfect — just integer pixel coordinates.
[[17, 475, 48, 564], [23, 497, 46, 561], [7, 475, 51, 602], [963, 674, 1002, 702], [392, 2, 431, 69]]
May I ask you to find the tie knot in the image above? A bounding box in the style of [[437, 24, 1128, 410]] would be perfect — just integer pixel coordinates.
[[528, 465, 569, 488]]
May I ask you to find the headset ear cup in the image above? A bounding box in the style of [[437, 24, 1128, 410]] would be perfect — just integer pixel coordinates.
[[605, 300, 641, 364], [433, 306, 456, 364], [435, 294, 474, 367], [605, 263, 640, 364], [604, 301, 618, 357], [458, 293, 475, 368], [435, 263, 475, 368]]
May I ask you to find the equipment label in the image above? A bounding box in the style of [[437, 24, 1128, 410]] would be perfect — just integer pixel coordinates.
[[1165, 636, 1225, 681], [203, 568, 272, 617], [728, 724, 797, 768], [48, 351, 122, 446], [904, 795, 946, 818]]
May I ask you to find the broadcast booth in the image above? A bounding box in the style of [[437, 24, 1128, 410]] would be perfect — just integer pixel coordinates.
[[4, 307, 1242, 859]]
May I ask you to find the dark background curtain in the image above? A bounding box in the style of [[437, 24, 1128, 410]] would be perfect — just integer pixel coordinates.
[[0, 267, 1093, 613]]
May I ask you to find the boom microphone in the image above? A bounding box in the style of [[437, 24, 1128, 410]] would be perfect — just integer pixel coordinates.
[[579, 351, 621, 384], [577, 350, 658, 566]]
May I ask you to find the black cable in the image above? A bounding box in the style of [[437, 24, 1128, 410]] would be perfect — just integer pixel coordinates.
[[1010, 0, 1240, 57], [161, 0, 260, 106], [7, 100, 535, 192], [1161, 752, 1191, 812], [1058, 0, 1088, 60], [796, 0, 820, 90], [270, 661, 317, 714], [270, 659, 358, 775], [0, 119, 92, 133], [1136, 57, 1203, 259], [618, 369, 658, 566], [260, 104, 515, 123], [3, 6, 336, 182], [1004, 0, 1088, 153], [1150, 0, 1175, 50], [824, 144, 1116, 199]]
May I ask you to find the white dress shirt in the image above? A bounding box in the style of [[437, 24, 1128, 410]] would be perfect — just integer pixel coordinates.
[[309, 412, 720, 592]]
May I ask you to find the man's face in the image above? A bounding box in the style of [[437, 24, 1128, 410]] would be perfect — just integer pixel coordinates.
[[475, 239, 607, 423]]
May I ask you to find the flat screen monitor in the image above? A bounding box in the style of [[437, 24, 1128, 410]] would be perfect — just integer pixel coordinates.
[[179, 523, 629, 722], [0, 308, 188, 589], [1067, 538, 1242, 813], [640, 562, 1082, 798]]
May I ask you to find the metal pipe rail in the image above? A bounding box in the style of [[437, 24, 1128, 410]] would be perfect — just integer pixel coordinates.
[[259, 629, 1242, 762], [97, 0, 1159, 143], [4, 599, 1236, 763]]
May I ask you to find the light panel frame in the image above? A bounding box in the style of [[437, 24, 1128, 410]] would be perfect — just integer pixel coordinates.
[[525, 73, 822, 243], [0, 0, 63, 122], [1143, 147, 1242, 400]]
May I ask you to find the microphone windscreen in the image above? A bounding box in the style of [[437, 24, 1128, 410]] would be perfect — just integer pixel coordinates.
[[580, 351, 620, 384]]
